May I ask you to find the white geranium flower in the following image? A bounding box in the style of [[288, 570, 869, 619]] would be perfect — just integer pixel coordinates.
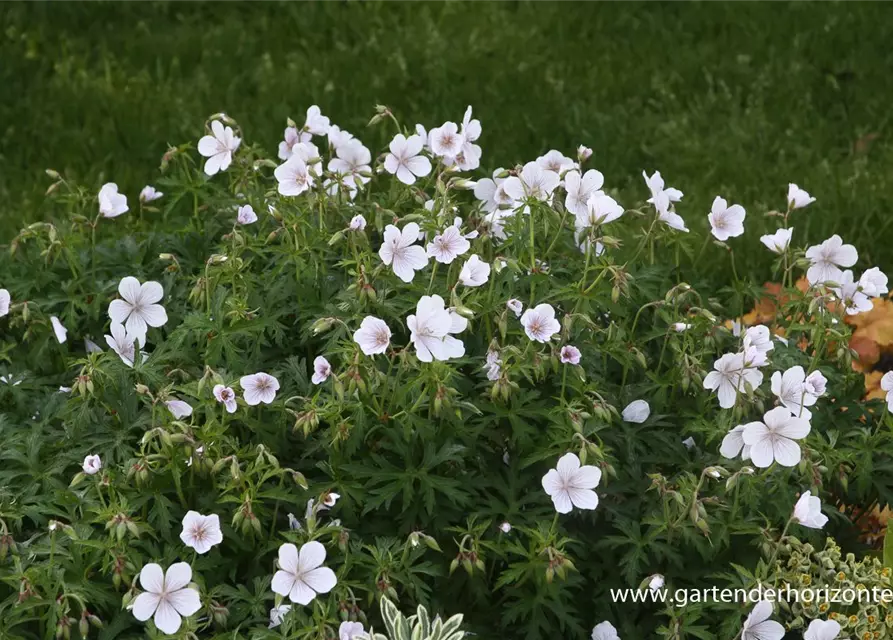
[[536, 149, 574, 174], [303, 105, 330, 136], [833, 270, 873, 315], [407, 295, 466, 362], [881, 372, 893, 411], [804, 619, 841, 640], [458, 254, 490, 287], [643, 170, 683, 211], [268, 604, 292, 629], [180, 511, 223, 554], [275, 155, 315, 197], [82, 454, 102, 475], [484, 350, 502, 381], [707, 196, 746, 241], [504, 162, 560, 202], [237, 205, 257, 225], [787, 183, 815, 209], [703, 351, 764, 409], [271, 541, 337, 605], [349, 214, 367, 231], [672, 322, 691, 332], [648, 574, 665, 591], [804, 371, 827, 398], [760, 228, 793, 254], [770, 365, 816, 419], [859, 266, 888, 297], [278, 125, 311, 160], [591, 621, 620, 640], [0, 288, 9, 317], [213, 384, 237, 413], [741, 601, 784, 640], [564, 169, 605, 217], [428, 122, 465, 158], [427, 225, 470, 264], [98, 183, 129, 218], [312, 356, 332, 385], [132, 562, 202, 635], [379, 223, 428, 283], [622, 400, 650, 423], [506, 299, 523, 317], [339, 621, 365, 640], [165, 399, 193, 419], [198, 120, 241, 176], [520, 303, 561, 343], [805, 235, 857, 285], [328, 139, 372, 189], [560, 345, 581, 365], [719, 424, 751, 460], [452, 106, 482, 171], [327, 125, 354, 151], [108, 277, 168, 343], [742, 406, 811, 468], [793, 490, 828, 529], [104, 322, 141, 367], [50, 316, 67, 344], [240, 372, 279, 406], [576, 192, 624, 231], [474, 169, 514, 213], [682, 436, 696, 450], [139, 186, 163, 203], [384, 134, 432, 185], [542, 452, 601, 514], [354, 316, 391, 356], [578, 145, 593, 163], [743, 325, 774, 357]]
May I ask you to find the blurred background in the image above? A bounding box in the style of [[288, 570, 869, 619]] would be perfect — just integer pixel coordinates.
[[2, 1, 892, 274]]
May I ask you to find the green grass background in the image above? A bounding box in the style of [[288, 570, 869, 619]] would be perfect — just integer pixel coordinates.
[[2, 1, 892, 274]]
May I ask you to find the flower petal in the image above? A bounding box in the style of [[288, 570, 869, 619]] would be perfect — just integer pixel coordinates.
[[164, 562, 192, 591], [302, 566, 337, 595], [278, 543, 300, 574], [153, 600, 183, 635], [298, 540, 327, 572], [132, 592, 160, 622], [139, 563, 165, 593], [272, 570, 296, 597], [168, 587, 202, 617]]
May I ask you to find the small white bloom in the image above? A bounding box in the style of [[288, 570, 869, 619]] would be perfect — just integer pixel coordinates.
[[312, 356, 332, 385], [379, 223, 429, 282], [622, 399, 651, 423], [578, 192, 624, 230], [805, 235, 857, 285], [180, 511, 223, 554], [197, 120, 241, 176], [328, 139, 372, 190], [213, 384, 237, 413], [474, 169, 514, 213], [577, 145, 593, 163], [672, 322, 691, 332], [427, 225, 470, 264], [770, 365, 816, 419], [591, 621, 620, 640], [104, 322, 140, 367], [407, 295, 466, 362], [384, 134, 432, 185], [339, 621, 366, 640], [458, 254, 491, 287], [237, 205, 257, 225], [520, 304, 561, 343], [541, 452, 601, 514], [271, 541, 337, 605], [760, 228, 793, 254], [720, 424, 752, 461], [707, 196, 746, 241], [564, 169, 605, 217], [560, 345, 581, 365], [682, 436, 696, 450], [268, 604, 292, 629], [50, 316, 67, 344], [327, 124, 355, 151], [506, 299, 523, 317], [108, 277, 167, 344], [742, 406, 811, 468], [648, 574, 665, 591], [428, 122, 465, 158], [504, 162, 560, 202], [743, 325, 774, 357], [139, 185, 163, 203], [349, 214, 367, 231], [643, 170, 684, 223], [303, 105, 330, 136], [833, 270, 874, 315], [98, 183, 129, 218], [484, 349, 502, 381], [881, 372, 893, 411], [793, 490, 828, 529], [803, 619, 841, 640], [703, 351, 764, 409], [275, 155, 315, 197], [804, 371, 827, 398], [82, 454, 102, 475], [741, 601, 785, 640], [278, 125, 311, 160], [354, 316, 391, 356], [859, 267, 889, 297], [131, 562, 202, 635], [536, 149, 574, 174], [787, 183, 815, 209], [498, 521, 512, 533], [240, 372, 279, 406], [165, 399, 193, 419], [0, 289, 9, 317]]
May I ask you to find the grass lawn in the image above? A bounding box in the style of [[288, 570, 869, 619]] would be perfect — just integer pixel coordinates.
[[2, 1, 892, 276]]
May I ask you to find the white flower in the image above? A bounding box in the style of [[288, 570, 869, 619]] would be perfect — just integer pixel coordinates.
[[703, 351, 764, 409], [139, 186, 163, 203], [240, 372, 279, 406], [622, 400, 651, 424], [213, 384, 238, 413], [474, 169, 514, 213], [275, 155, 315, 197], [648, 574, 665, 591], [672, 322, 691, 332], [541, 452, 601, 514], [576, 192, 624, 230], [427, 226, 470, 264], [354, 316, 391, 356], [328, 140, 372, 189], [560, 345, 581, 365], [591, 621, 620, 640], [498, 521, 512, 534], [742, 406, 811, 468], [504, 162, 560, 202], [859, 267, 889, 297], [327, 125, 355, 151], [278, 125, 311, 160], [237, 205, 257, 225], [520, 304, 561, 343], [428, 122, 465, 158], [0, 289, 9, 317], [720, 424, 751, 460], [271, 541, 337, 605], [108, 276, 168, 343], [407, 295, 466, 362], [180, 511, 223, 554], [484, 349, 502, 381], [82, 454, 102, 475], [793, 491, 828, 529], [833, 270, 873, 315], [349, 214, 367, 231], [804, 619, 841, 640], [805, 235, 857, 285], [881, 372, 893, 411], [98, 183, 129, 218], [132, 562, 202, 635], [452, 106, 482, 171], [165, 399, 193, 419], [303, 105, 330, 136], [770, 365, 816, 419], [50, 316, 67, 344], [682, 436, 696, 450], [197, 120, 241, 176], [384, 134, 432, 185], [537, 149, 574, 174], [787, 183, 815, 209], [643, 170, 683, 212], [339, 621, 366, 640], [268, 604, 292, 629], [458, 254, 490, 287], [379, 223, 428, 283], [312, 356, 332, 385], [804, 371, 827, 398], [321, 492, 340, 509], [708, 196, 746, 241], [104, 322, 141, 367], [760, 228, 793, 254], [743, 325, 774, 358], [578, 145, 593, 163], [506, 299, 523, 317], [741, 601, 784, 640], [564, 169, 605, 217]]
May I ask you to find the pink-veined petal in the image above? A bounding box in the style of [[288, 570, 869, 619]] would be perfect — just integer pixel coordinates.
[[772, 438, 802, 467], [164, 562, 192, 591], [153, 600, 183, 635], [298, 541, 326, 572], [302, 566, 337, 594], [140, 304, 168, 328], [168, 587, 201, 617], [289, 579, 318, 605], [132, 592, 160, 621], [272, 570, 296, 597], [139, 563, 165, 593], [568, 487, 599, 511], [278, 543, 300, 574]]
